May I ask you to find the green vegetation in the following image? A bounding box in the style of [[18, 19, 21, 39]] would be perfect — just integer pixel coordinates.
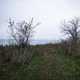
[[0, 44, 80, 80]]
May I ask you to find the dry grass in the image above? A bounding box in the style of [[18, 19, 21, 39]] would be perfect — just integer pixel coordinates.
[[0, 43, 80, 80]]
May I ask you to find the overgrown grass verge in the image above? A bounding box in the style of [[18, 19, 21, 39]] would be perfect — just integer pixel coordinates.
[[0, 44, 80, 80]]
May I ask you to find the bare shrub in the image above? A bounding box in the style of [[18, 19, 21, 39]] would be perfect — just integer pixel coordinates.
[[61, 17, 80, 55]]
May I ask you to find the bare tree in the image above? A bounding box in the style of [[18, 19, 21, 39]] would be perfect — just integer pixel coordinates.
[[62, 17, 80, 54], [8, 18, 40, 64], [8, 18, 40, 47]]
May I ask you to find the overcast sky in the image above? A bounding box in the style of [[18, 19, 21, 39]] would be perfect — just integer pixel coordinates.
[[0, 0, 80, 40]]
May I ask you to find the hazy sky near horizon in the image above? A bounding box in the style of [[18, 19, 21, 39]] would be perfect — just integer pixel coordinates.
[[0, 0, 80, 40]]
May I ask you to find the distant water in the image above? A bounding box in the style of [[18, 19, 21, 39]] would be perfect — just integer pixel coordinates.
[[0, 39, 60, 45], [31, 39, 58, 45], [0, 39, 16, 45]]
